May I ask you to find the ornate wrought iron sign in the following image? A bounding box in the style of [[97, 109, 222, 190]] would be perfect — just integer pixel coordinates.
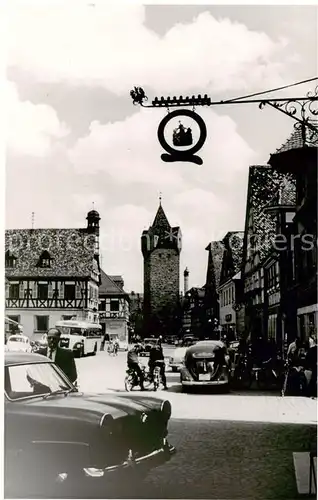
[[157, 109, 207, 165], [129, 78, 318, 165]]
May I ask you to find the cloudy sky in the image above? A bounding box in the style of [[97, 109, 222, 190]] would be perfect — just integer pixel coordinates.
[[6, 3, 317, 293]]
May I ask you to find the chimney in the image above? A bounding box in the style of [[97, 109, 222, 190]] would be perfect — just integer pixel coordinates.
[[183, 267, 189, 294]]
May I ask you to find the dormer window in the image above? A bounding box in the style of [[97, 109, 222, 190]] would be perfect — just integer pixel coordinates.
[[37, 250, 52, 268], [5, 251, 17, 268]]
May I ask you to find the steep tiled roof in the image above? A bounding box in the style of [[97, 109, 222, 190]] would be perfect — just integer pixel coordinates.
[[152, 203, 171, 231], [99, 269, 127, 296], [263, 176, 297, 209], [243, 164, 297, 264], [109, 275, 124, 290], [5, 228, 98, 279], [274, 124, 318, 154]]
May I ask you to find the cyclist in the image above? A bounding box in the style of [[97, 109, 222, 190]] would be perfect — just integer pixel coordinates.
[[148, 343, 168, 390], [127, 344, 145, 390]]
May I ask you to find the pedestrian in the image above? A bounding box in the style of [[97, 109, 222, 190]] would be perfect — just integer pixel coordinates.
[[37, 328, 77, 384], [304, 340, 317, 397]]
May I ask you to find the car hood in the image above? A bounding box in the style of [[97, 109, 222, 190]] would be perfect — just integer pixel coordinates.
[[21, 392, 164, 425], [7, 344, 28, 351]]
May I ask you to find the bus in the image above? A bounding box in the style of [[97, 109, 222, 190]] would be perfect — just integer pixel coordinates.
[[55, 320, 102, 358]]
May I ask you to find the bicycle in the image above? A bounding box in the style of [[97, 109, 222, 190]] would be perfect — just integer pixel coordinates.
[[124, 366, 153, 392]]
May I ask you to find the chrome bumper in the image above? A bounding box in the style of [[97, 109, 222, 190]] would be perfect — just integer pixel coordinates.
[[82, 440, 176, 478], [182, 379, 228, 386]]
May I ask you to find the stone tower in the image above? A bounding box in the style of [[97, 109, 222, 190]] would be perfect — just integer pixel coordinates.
[[142, 200, 182, 335]]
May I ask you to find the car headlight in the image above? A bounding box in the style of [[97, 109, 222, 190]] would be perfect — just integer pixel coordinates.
[[99, 412, 114, 431], [74, 342, 83, 348]]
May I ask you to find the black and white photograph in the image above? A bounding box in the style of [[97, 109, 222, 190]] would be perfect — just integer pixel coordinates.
[[4, 2, 318, 499]]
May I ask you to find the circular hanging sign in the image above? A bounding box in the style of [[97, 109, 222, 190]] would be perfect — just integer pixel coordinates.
[[157, 109, 207, 165]]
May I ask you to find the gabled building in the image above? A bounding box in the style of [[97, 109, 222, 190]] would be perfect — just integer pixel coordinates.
[[5, 210, 101, 339], [98, 270, 129, 345], [240, 160, 297, 349], [268, 126, 317, 343], [182, 287, 206, 338], [218, 231, 244, 337], [141, 200, 182, 335]]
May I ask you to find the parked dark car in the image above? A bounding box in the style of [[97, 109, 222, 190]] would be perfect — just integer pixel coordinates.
[[180, 340, 231, 392], [4, 352, 176, 498]]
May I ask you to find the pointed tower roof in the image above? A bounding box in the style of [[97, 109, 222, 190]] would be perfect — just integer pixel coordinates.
[[152, 201, 170, 231]]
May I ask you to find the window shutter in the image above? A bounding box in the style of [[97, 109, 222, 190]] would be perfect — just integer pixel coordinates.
[[48, 282, 53, 299], [19, 282, 24, 297], [5, 285, 9, 299], [33, 282, 38, 299], [59, 282, 64, 299]]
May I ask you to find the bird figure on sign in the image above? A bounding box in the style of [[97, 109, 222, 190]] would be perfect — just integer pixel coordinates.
[[172, 121, 193, 147], [130, 87, 148, 105]]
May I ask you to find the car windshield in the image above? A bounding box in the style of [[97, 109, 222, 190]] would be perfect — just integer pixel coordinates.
[[8, 337, 26, 343], [5, 362, 73, 401]]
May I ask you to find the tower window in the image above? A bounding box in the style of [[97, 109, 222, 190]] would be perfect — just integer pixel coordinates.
[[158, 253, 162, 258]]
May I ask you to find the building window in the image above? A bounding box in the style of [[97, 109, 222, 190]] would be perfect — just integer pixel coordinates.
[[99, 300, 106, 311], [9, 284, 19, 299], [38, 283, 48, 300], [64, 284, 76, 300], [35, 315, 49, 332], [37, 251, 52, 268], [110, 299, 120, 312], [62, 315, 73, 320], [5, 251, 17, 268], [7, 315, 20, 333]]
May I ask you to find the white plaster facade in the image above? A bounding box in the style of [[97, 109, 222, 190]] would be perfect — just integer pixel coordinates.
[[218, 277, 237, 331]]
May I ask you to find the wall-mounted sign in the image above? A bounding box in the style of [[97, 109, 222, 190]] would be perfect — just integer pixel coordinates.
[[157, 109, 207, 165]]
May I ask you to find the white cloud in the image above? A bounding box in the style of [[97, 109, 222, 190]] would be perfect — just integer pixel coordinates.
[[8, 4, 292, 93], [6, 82, 69, 157]]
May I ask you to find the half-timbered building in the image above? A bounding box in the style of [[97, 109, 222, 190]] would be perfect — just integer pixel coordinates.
[[5, 210, 101, 339], [98, 270, 129, 347], [240, 161, 296, 351]]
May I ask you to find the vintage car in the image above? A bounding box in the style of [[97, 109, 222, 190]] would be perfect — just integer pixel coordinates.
[[6, 334, 32, 353], [169, 337, 199, 372], [180, 340, 231, 392], [4, 352, 176, 498]]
